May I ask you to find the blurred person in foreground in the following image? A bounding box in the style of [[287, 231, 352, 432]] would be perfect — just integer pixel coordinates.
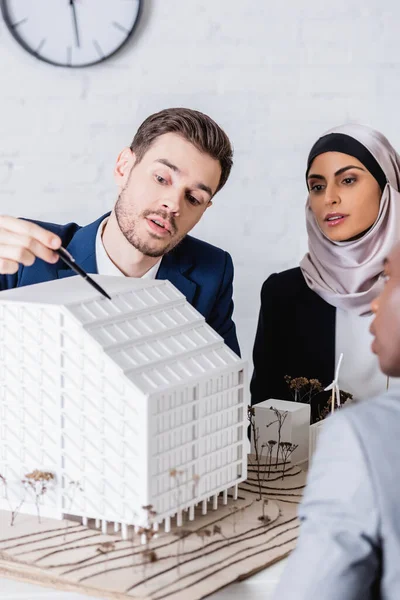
[[274, 241, 400, 600]]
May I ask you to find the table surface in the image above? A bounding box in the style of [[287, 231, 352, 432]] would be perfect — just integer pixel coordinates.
[[1, 558, 286, 599]]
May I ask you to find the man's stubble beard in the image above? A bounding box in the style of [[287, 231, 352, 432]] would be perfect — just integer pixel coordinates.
[[114, 190, 182, 258]]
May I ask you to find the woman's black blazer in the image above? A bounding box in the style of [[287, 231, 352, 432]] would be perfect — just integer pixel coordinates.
[[251, 267, 336, 413]]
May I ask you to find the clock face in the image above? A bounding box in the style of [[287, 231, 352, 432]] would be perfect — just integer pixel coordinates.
[[0, 0, 142, 67]]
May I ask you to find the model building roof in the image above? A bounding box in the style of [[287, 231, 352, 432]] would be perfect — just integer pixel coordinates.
[[0, 275, 242, 396]]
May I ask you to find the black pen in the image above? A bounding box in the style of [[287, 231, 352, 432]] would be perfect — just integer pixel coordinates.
[[55, 247, 112, 301]]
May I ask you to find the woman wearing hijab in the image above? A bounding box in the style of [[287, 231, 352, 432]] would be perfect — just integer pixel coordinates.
[[251, 124, 400, 415]]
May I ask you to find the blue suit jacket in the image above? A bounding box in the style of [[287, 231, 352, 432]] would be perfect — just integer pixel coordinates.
[[0, 214, 240, 356]]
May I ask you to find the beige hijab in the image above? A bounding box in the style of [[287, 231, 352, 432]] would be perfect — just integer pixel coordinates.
[[300, 124, 400, 316]]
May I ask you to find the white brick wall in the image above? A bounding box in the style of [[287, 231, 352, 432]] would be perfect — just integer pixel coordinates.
[[0, 0, 399, 363]]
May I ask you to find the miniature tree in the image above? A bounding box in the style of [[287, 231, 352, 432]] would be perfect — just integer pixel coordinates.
[[257, 498, 271, 524], [96, 541, 115, 571], [192, 473, 200, 495], [196, 528, 212, 550], [228, 503, 240, 533], [316, 390, 352, 421], [0, 473, 25, 526], [265, 407, 288, 468], [248, 406, 279, 524], [139, 505, 158, 576], [285, 374, 352, 424], [64, 480, 83, 539], [65, 480, 83, 512], [22, 470, 55, 524], [228, 502, 251, 535], [279, 442, 298, 479], [247, 405, 265, 500], [171, 471, 200, 574], [196, 524, 230, 552], [265, 440, 277, 479], [284, 376, 323, 403], [129, 509, 139, 568], [174, 529, 191, 574], [169, 468, 185, 524], [142, 504, 158, 527], [212, 524, 230, 544]]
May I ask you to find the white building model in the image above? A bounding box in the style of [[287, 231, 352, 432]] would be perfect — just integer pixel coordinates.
[[0, 276, 247, 537]]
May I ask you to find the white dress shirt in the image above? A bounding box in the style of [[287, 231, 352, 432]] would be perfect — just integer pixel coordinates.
[[95, 218, 161, 280]]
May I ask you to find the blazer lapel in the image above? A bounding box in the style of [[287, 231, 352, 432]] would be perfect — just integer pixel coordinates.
[[57, 215, 105, 279], [157, 246, 197, 305]]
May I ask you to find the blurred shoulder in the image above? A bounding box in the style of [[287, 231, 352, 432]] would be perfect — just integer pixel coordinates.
[[340, 391, 400, 440], [316, 392, 400, 465]]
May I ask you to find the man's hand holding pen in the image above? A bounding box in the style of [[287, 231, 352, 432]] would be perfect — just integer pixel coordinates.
[[0, 215, 111, 299], [0, 215, 61, 274]]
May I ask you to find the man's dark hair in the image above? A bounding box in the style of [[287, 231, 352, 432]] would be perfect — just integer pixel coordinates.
[[130, 108, 233, 193]]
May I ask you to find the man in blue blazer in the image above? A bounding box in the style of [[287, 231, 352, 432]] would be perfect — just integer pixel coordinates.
[[0, 108, 240, 355], [273, 242, 400, 599]]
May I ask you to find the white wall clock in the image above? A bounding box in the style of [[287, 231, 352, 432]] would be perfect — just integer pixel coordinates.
[[0, 0, 143, 68]]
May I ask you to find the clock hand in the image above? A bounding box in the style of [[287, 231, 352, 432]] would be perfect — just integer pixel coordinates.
[[69, 0, 80, 48]]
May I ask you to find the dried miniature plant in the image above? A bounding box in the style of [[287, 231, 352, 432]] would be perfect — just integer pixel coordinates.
[[266, 408, 288, 468], [171, 470, 200, 573], [284, 375, 324, 404], [248, 406, 277, 523], [0, 473, 25, 526], [139, 505, 158, 577], [257, 498, 271, 524], [129, 509, 139, 568], [96, 541, 115, 570], [285, 374, 353, 424], [192, 473, 200, 496], [279, 442, 298, 480], [247, 405, 265, 500], [316, 390, 353, 422], [142, 549, 158, 566], [65, 480, 83, 512], [229, 504, 238, 533], [228, 502, 245, 534], [97, 541, 116, 554], [197, 524, 230, 554], [22, 470, 55, 524], [265, 440, 277, 479], [142, 504, 158, 523], [138, 504, 157, 562], [64, 480, 83, 540], [196, 528, 212, 550], [212, 523, 230, 545], [174, 528, 191, 574], [170, 468, 185, 524]]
